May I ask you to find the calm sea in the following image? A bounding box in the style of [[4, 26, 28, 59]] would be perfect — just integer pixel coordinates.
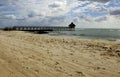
[[48, 28, 120, 41]]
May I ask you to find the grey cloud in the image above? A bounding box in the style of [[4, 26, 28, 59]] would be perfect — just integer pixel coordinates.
[[78, 0, 110, 3], [72, 13, 93, 22], [48, 3, 61, 8], [78, 14, 92, 22], [95, 16, 107, 22], [0, 19, 17, 28], [0, 0, 10, 4], [0, 4, 4, 6], [40, 15, 66, 26], [110, 9, 120, 16], [88, 6, 108, 13], [73, 17, 79, 23], [0, 15, 16, 19], [19, 15, 66, 26], [28, 11, 42, 18]]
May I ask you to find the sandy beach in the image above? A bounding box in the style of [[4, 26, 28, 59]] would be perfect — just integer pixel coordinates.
[[0, 30, 120, 77]]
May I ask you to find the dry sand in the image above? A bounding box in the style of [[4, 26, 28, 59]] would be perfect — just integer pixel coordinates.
[[0, 30, 120, 77]]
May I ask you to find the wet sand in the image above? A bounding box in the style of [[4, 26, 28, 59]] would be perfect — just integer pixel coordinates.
[[0, 30, 120, 77]]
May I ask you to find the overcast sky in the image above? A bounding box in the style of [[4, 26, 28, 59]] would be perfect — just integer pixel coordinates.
[[0, 0, 120, 28]]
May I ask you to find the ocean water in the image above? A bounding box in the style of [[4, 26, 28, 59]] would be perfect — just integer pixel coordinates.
[[48, 28, 120, 41]]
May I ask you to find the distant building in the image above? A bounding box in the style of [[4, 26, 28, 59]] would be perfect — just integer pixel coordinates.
[[69, 22, 76, 28]]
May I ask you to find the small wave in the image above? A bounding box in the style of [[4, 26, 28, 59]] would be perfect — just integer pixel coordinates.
[[116, 39, 120, 42], [79, 34, 86, 36], [109, 29, 114, 31]]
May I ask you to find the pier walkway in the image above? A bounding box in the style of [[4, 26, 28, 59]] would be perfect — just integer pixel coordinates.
[[3, 22, 76, 32]]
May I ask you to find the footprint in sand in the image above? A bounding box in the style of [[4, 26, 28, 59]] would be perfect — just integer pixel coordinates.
[[55, 62, 60, 65], [8, 60, 12, 63], [55, 66, 63, 72], [75, 71, 86, 77], [72, 59, 77, 62], [69, 53, 74, 55], [25, 66, 29, 69], [29, 55, 36, 59], [118, 72, 120, 74], [54, 62, 63, 72], [93, 66, 106, 71], [34, 69, 39, 73]]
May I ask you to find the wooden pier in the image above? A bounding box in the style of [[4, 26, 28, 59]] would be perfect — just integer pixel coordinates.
[[4, 22, 76, 32]]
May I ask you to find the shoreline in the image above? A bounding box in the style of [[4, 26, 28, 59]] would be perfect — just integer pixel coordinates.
[[48, 33, 119, 43], [48, 33, 119, 42]]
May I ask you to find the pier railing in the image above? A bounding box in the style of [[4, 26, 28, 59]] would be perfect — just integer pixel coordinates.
[[3, 22, 76, 32], [4, 26, 75, 31]]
